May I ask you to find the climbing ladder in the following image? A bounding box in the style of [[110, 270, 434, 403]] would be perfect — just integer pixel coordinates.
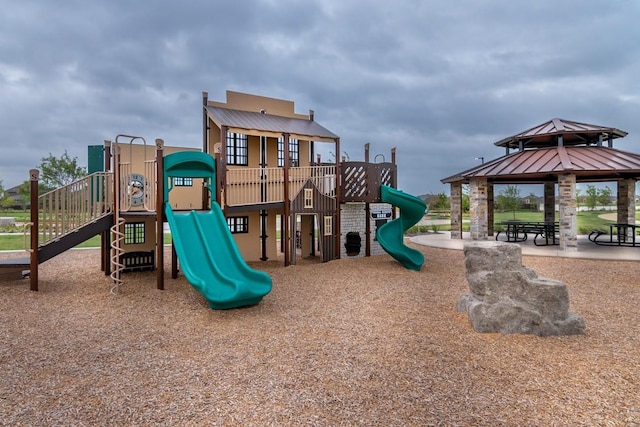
[[108, 134, 158, 292]]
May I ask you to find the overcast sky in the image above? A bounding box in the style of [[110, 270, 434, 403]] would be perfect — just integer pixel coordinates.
[[1, 0, 639, 196]]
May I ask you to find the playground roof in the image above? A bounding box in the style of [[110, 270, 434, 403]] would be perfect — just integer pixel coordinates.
[[205, 106, 339, 142]]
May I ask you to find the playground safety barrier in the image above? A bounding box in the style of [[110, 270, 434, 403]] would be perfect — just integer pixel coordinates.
[[37, 172, 114, 247]]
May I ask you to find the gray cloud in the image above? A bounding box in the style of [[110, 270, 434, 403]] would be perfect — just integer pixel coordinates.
[[1, 0, 639, 196]]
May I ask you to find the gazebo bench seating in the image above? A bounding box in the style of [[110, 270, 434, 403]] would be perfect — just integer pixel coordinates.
[[496, 221, 559, 245], [588, 229, 606, 242]]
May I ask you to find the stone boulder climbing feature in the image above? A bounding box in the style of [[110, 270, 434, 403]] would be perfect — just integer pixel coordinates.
[[457, 241, 585, 336]]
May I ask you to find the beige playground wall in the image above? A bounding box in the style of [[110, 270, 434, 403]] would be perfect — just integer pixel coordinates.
[[226, 208, 282, 262], [208, 90, 309, 120], [206, 91, 312, 167], [115, 142, 204, 211], [117, 217, 157, 255]]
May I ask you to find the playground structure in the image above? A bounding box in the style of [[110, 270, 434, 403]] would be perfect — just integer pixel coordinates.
[[201, 90, 423, 266], [0, 90, 426, 306], [4, 137, 272, 308]]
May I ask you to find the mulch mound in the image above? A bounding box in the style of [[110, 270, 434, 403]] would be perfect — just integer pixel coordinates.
[[1, 245, 638, 426]]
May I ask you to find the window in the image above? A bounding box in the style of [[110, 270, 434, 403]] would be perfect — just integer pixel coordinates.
[[304, 188, 313, 208], [324, 216, 333, 236], [277, 137, 299, 167], [226, 132, 248, 165], [124, 222, 145, 244], [226, 216, 249, 234], [173, 177, 193, 187]]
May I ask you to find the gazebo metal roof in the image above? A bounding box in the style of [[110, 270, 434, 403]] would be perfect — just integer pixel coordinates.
[[442, 146, 640, 184], [494, 118, 627, 149], [442, 119, 634, 184]]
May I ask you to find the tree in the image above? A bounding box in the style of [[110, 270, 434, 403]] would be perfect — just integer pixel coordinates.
[[585, 184, 598, 211], [0, 180, 12, 210], [434, 192, 449, 212], [17, 180, 35, 210], [526, 192, 538, 211], [38, 151, 86, 191], [461, 184, 470, 213], [496, 184, 521, 219], [598, 186, 612, 208]]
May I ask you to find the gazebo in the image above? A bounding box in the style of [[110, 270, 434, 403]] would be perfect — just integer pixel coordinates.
[[441, 118, 640, 251]]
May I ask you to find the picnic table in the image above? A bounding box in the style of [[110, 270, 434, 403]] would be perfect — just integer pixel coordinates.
[[588, 223, 640, 246], [495, 220, 559, 246]]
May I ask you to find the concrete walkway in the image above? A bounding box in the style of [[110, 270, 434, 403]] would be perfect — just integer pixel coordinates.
[[409, 231, 640, 261]]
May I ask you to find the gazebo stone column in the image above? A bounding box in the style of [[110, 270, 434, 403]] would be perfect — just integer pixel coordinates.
[[617, 178, 636, 239], [543, 181, 555, 223], [450, 182, 463, 239], [558, 173, 577, 251], [469, 178, 489, 240]]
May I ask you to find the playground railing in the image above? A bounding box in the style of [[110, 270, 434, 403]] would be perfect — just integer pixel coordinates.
[[224, 165, 337, 206], [38, 172, 114, 247], [288, 165, 337, 199], [144, 159, 156, 211]]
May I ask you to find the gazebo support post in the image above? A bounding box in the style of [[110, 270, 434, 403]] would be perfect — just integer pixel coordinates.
[[544, 181, 555, 223], [469, 178, 489, 240], [617, 178, 636, 240], [449, 182, 463, 239], [487, 184, 494, 236], [558, 173, 577, 251]]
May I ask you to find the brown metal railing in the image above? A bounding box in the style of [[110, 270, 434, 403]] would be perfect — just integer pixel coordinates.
[[37, 172, 114, 246], [341, 162, 397, 203], [224, 165, 337, 206]]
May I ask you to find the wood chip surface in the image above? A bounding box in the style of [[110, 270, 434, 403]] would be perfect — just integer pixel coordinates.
[[1, 244, 639, 426]]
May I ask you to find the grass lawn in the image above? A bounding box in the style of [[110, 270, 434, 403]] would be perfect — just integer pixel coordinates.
[[408, 209, 640, 235], [0, 233, 173, 252], [0, 210, 30, 222], [1, 210, 176, 251]]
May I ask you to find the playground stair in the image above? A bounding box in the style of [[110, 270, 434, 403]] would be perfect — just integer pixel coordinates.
[[0, 214, 113, 276], [0, 172, 114, 278]]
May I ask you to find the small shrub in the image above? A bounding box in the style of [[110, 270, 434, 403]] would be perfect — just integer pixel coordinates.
[[0, 224, 22, 233], [578, 225, 598, 234], [405, 225, 430, 235]]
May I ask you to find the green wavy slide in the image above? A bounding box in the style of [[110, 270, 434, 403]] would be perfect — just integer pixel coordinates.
[[163, 151, 271, 309]]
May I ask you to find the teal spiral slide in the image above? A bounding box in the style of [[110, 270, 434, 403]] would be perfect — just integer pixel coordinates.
[[375, 185, 426, 271]]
